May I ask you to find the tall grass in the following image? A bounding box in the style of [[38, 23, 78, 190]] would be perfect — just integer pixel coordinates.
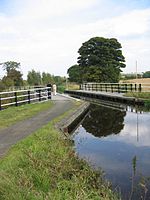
[[0, 113, 118, 200]]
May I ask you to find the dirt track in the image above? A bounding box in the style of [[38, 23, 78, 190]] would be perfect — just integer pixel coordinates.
[[0, 94, 74, 157]]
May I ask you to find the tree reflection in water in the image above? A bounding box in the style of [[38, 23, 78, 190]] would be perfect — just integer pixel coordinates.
[[82, 104, 126, 137]]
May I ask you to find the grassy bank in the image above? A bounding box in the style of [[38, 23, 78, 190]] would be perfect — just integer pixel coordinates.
[[0, 105, 118, 200], [0, 101, 53, 129], [124, 92, 150, 110], [124, 92, 150, 100]]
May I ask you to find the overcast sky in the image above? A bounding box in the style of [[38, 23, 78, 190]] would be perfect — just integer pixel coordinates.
[[0, 0, 150, 79]]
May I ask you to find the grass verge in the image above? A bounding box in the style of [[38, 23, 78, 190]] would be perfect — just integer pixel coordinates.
[[0, 107, 118, 200], [124, 92, 150, 100], [0, 101, 54, 129]]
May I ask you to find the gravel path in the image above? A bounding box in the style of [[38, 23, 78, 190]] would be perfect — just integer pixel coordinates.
[[0, 94, 74, 157]]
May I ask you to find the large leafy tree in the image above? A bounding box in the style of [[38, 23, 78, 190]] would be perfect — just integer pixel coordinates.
[[68, 37, 126, 83]]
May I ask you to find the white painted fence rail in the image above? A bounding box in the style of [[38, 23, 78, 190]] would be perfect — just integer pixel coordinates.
[[0, 87, 51, 110], [80, 83, 150, 93]]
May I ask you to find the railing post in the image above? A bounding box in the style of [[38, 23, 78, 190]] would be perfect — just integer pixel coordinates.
[[38, 90, 41, 101], [28, 90, 30, 104], [118, 84, 120, 93], [130, 84, 133, 92], [139, 84, 142, 92], [105, 84, 107, 92], [0, 96, 2, 110], [15, 92, 18, 106], [47, 84, 52, 99], [111, 84, 113, 93], [125, 84, 127, 93], [135, 84, 137, 92], [96, 84, 98, 91], [47, 87, 51, 99], [100, 84, 102, 91]]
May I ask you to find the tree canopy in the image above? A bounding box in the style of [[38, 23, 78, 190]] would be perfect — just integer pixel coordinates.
[[143, 71, 150, 78], [68, 37, 126, 83], [67, 65, 83, 83], [27, 70, 42, 85], [1, 61, 20, 74], [0, 61, 23, 87]]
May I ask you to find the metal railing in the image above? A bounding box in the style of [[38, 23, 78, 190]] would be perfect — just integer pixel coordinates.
[[0, 87, 51, 110], [80, 83, 150, 93]]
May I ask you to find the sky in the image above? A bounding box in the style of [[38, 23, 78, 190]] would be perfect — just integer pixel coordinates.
[[0, 0, 150, 79]]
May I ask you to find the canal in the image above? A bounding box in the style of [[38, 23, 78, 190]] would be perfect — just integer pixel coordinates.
[[71, 102, 150, 200]]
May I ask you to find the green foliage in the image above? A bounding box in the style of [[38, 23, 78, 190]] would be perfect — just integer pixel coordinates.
[[0, 61, 20, 74], [0, 61, 23, 87], [57, 85, 66, 93], [42, 72, 53, 85], [67, 65, 83, 83], [143, 71, 150, 78], [27, 70, 66, 91], [0, 80, 6, 91], [68, 37, 126, 83], [144, 100, 150, 110], [27, 69, 42, 85]]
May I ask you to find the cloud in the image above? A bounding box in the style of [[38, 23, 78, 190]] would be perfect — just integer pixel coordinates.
[[10, 0, 97, 18], [0, 1, 150, 78]]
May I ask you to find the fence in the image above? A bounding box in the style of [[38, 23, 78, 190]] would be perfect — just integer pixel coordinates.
[[0, 87, 51, 110], [80, 83, 150, 93]]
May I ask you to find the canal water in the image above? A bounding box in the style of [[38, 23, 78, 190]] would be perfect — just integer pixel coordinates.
[[71, 102, 150, 200]]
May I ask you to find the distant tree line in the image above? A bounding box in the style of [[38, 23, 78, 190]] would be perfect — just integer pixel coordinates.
[[0, 61, 66, 92], [121, 71, 150, 80]]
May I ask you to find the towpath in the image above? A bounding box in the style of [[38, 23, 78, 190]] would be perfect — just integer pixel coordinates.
[[0, 94, 75, 157]]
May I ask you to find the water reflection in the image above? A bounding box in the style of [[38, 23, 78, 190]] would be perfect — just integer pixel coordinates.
[[82, 104, 126, 137], [72, 103, 150, 200]]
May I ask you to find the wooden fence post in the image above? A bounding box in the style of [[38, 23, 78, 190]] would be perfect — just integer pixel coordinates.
[[96, 84, 98, 91], [111, 84, 113, 93], [118, 84, 120, 93], [100, 84, 102, 91], [125, 84, 127, 93], [15, 92, 18, 106], [130, 84, 133, 92], [135, 84, 137, 92], [139, 84, 142, 92], [38, 90, 41, 101], [28, 90, 30, 104], [0, 96, 1, 110], [105, 84, 107, 92], [47, 84, 52, 99], [48, 87, 51, 99]]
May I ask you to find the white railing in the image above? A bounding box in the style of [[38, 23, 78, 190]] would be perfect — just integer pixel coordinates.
[[80, 83, 150, 93], [0, 87, 51, 110]]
